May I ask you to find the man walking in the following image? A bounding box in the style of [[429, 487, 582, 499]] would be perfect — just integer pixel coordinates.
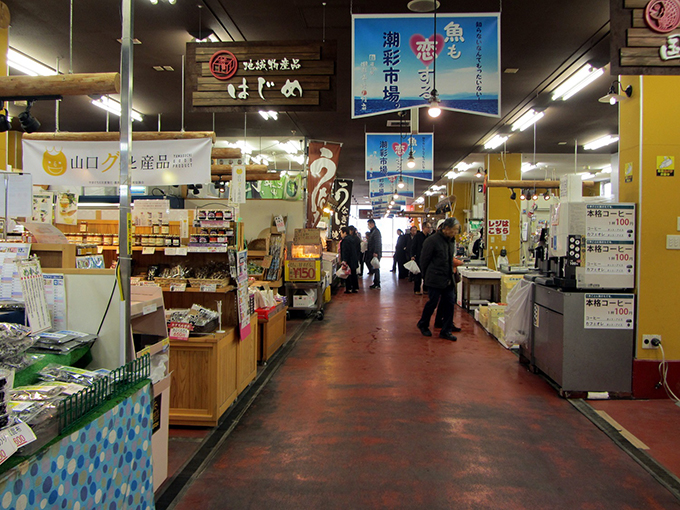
[[416, 217, 462, 341], [366, 219, 382, 289], [340, 227, 360, 293]]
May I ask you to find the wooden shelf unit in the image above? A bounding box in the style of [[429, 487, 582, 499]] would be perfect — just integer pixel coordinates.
[[259, 306, 287, 362]]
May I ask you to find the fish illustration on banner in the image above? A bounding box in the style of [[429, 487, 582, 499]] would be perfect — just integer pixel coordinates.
[[330, 179, 353, 240], [307, 141, 343, 228]]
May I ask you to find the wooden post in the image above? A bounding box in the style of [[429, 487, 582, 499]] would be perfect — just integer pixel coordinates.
[[211, 147, 242, 159], [23, 131, 216, 142], [0, 73, 121, 98]]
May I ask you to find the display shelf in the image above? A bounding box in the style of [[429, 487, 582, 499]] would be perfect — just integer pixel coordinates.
[[258, 306, 287, 362], [187, 245, 228, 253], [32, 243, 77, 269], [130, 295, 165, 319], [160, 285, 235, 293]]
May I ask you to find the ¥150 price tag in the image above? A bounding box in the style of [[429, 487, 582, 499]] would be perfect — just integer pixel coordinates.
[[170, 283, 187, 292], [200, 284, 217, 293]]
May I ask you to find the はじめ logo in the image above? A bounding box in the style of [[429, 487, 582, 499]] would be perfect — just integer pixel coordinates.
[[42, 149, 68, 176], [209, 51, 238, 81]]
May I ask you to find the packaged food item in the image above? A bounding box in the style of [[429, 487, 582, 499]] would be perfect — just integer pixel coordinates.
[[38, 364, 105, 387], [10, 384, 66, 401], [0, 323, 34, 359]]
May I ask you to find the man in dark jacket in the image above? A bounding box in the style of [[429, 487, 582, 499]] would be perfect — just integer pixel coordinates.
[[340, 226, 360, 293], [416, 217, 462, 341], [366, 219, 382, 289], [394, 229, 409, 279], [409, 222, 432, 294]]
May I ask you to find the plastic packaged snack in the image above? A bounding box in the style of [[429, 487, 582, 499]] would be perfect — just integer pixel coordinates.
[[38, 364, 104, 387], [10, 384, 66, 401], [0, 323, 34, 359]]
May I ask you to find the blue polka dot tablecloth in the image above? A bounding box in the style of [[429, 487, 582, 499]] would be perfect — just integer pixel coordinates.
[[0, 383, 155, 510]]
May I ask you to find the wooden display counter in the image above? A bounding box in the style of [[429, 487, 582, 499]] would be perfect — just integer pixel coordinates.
[[168, 313, 258, 427], [259, 306, 288, 362]]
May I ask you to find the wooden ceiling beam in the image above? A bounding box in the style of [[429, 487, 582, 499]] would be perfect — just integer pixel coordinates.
[[0, 73, 121, 98], [23, 131, 216, 143]]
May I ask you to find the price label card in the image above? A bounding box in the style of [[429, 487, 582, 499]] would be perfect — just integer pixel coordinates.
[[586, 204, 636, 240], [585, 241, 635, 274], [142, 247, 156, 255], [170, 283, 186, 292], [169, 322, 193, 340], [584, 293, 635, 329], [0, 431, 17, 466], [164, 248, 177, 256], [6, 422, 37, 450], [200, 284, 217, 293], [97, 246, 104, 254], [142, 303, 157, 315], [176, 247, 188, 256], [274, 215, 286, 232]]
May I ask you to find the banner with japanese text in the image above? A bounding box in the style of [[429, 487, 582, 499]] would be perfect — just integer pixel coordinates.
[[366, 133, 433, 181], [307, 141, 342, 228], [245, 172, 304, 200], [369, 175, 415, 198], [23, 138, 212, 186], [231, 165, 247, 203], [352, 13, 500, 118], [330, 179, 353, 240]]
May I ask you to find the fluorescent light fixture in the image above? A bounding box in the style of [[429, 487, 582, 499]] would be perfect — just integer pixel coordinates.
[[455, 162, 471, 171], [521, 162, 541, 173], [130, 186, 146, 194], [484, 134, 509, 150], [289, 154, 305, 165], [511, 109, 544, 132], [7, 48, 58, 76], [580, 172, 595, 180], [258, 110, 278, 120], [551, 64, 605, 101], [583, 135, 619, 151], [91, 96, 143, 122], [76, 202, 120, 209], [415, 197, 424, 204], [600, 165, 612, 174], [445, 170, 458, 179]]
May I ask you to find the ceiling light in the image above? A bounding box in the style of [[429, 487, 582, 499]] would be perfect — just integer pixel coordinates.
[[258, 110, 278, 121], [521, 162, 538, 173], [520, 190, 527, 200], [511, 109, 544, 132], [583, 135, 619, 151], [551, 63, 605, 101], [407, 149, 416, 169], [600, 165, 612, 174], [393, 193, 399, 199], [7, 48, 58, 76], [445, 170, 458, 180], [91, 96, 143, 122], [150, 0, 158, 4], [427, 90, 442, 118], [19, 101, 40, 133], [407, 0, 440, 12], [483, 134, 509, 150], [509, 188, 516, 200], [543, 191, 550, 200], [580, 172, 595, 180], [599, 81, 633, 105], [397, 176, 405, 189], [532, 192, 539, 201], [455, 162, 471, 171], [475, 170, 483, 178]]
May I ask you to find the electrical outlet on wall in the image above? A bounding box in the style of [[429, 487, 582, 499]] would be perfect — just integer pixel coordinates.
[[667, 235, 680, 250], [642, 334, 661, 349]]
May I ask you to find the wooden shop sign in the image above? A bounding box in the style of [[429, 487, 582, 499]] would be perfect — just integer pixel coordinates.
[[185, 40, 336, 112], [611, 0, 680, 74], [293, 228, 321, 245]]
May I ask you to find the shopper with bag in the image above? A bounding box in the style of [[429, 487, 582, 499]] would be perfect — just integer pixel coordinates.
[[409, 222, 432, 294], [340, 227, 360, 293], [366, 219, 382, 289], [416, 217, 463, 341]]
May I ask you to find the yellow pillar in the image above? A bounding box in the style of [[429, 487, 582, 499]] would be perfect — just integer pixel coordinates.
[[619, 75, 680, 396], [486, 153, 522, 267], [452, 180, 471, 232]]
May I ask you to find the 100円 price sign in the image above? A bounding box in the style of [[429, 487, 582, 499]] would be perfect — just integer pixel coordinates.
[[584, 294, 635, 329]]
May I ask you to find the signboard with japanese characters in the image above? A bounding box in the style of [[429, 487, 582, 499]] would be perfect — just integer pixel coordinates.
[[365, 133, 433, 181], [584, 293, 635, 330], [585, 204, 636, 241], [186, 41, 337, 112], [352, 13, 500, 118], [331, 179, 353, 240], [611, 0, 680, 74], [307, 141, 342, 228], [369, 175, 415, 198], [585, 240, 635, 275], [23, 138, 212, 186], [487, 219, 510, 236]]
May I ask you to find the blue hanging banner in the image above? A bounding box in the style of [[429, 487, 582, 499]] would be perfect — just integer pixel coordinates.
[[369, 175, 415, 198], [352, 13, 500, 119], [366, 132, 433, 181]]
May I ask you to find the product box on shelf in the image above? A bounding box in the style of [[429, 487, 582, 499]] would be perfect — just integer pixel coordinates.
[[501, 275, 525, 304], [293, 291, 316, 308]]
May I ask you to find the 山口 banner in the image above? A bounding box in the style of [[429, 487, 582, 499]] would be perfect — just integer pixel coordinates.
[[366, 133, 433, 181], [369, 175, 415, 198], [352, 13, 500, 118], [23, 138, 212, 186]]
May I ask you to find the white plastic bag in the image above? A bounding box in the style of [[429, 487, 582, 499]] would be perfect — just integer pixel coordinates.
[[335, 263, 350, 279], [404, 260, 420, 274], [504, 280, 533, 346], [370, 256, 381, 269]]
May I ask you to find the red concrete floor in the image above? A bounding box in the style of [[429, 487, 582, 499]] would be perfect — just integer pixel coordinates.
[[169, 270, 680, 509]]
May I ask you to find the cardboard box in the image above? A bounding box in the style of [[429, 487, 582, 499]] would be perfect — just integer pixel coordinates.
[[293, 291, 316, 308], [478, 305, 489, 330], [488, 303, 507, 331], [501, 275, 525, 303]]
